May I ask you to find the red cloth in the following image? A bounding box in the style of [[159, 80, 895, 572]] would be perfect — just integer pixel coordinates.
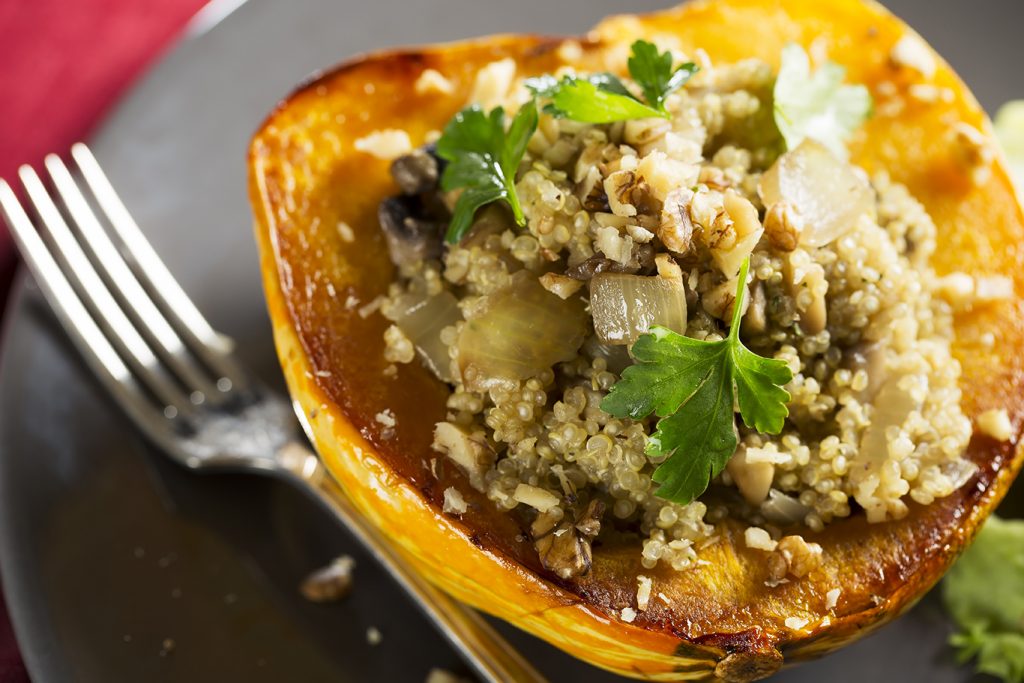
[[0, 0, 210, 678]]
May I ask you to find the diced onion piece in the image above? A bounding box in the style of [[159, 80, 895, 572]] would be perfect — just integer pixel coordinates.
[[857, 374, 922, 464], [589, 273, 688, 346], [727, 447, 775, 505], [457, 274, 587, 392], [390, 291, 461, 382], [513, 484, 560, 512], [760, 489, 811, 525], [581, 335, 633, 374], [759, 139, 873, 247], [846, 341, 888, 402]]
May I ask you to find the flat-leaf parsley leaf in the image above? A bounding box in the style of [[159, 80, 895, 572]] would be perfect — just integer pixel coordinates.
[[601, 257, 793, 504], [435, 100, 539, 243], [627, 39, 698, 115], [525, 40, 697, 123], [773, 44, 872, 158]]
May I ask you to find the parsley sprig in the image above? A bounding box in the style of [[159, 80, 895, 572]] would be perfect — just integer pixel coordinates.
[[772, 44, 873, 158], [601, 257, 794, 504], [435, 100, 539, 243], [526, 40, 698, 123]]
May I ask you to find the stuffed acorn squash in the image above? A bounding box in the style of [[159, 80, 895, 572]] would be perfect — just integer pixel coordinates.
[[249, 1, 1024, 680]]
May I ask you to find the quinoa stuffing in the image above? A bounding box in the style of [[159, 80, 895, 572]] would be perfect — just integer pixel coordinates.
[[373, 40, 977, 578]]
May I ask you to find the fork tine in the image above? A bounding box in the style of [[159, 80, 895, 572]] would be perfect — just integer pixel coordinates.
[[70, 144, 248, 394], [45, 154, 227, 406], [0, 179, 182, 439], [17, 165, 196, 418]]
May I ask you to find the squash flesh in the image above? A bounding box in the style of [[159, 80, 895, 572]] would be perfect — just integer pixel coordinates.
[[249, 1, 1024, 679]]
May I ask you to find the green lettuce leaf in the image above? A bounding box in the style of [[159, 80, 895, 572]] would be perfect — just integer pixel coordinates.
[[943, 515, 1024, 682]]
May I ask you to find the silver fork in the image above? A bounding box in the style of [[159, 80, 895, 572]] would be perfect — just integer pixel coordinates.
[[0, 144, 546, 683]]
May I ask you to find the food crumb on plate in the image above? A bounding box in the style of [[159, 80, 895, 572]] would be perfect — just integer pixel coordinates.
[[300, 555, 356, 603], [443, 487, 468, 515], [425, 668, 471, 683], [375, 409, 397, 429], [159, 638, 176, 657]]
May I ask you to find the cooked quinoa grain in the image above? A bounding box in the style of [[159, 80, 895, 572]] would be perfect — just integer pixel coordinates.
[[379, 51, 975, 576]]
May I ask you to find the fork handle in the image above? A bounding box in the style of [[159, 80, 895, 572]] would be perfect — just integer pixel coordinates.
[[277, 442, 548, 683]]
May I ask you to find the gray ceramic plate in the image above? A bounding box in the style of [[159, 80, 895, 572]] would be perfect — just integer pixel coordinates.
[[1, 0, 1022, 681]]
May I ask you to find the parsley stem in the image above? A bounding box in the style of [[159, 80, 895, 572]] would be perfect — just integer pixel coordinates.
[[506, 181, 525, 225], [728, 256, 752, 342]]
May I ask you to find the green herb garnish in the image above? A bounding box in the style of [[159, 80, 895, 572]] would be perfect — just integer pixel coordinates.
[[773, 44, 872, 158], [995, 100, 1024, 197], [627, 39, 697, 115], [601, 257, 793, 504], [525, 39, 698, 123], [944, 515, 1024, 683], [436, 100, 539, 243]]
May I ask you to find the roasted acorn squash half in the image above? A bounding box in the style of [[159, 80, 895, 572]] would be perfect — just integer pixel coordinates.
[[248, 0, 1024, 680]]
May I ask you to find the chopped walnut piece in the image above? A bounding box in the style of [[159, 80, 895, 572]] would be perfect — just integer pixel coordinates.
[[604, 170, 639, 217], [655, 253, 684, 284], [532, 499, 605, 579], [763, 202, 803, 252], [432, 422, 495, 490], [766, 551, 789, 586], [577, 165, 609, 212], [624, 117, 672, 147], [658, 188, 695, 255], [539, 272, 584, 300], [777, 535, 823, 578], [698, 165, 731, 190]]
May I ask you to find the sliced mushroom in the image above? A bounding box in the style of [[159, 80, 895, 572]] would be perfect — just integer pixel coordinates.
[[378, 195, 445, 266], [532, 499, 605, 579], [566, 256, 629, 281], [389, 146, 441, 195], [566, 242, 655, 281]]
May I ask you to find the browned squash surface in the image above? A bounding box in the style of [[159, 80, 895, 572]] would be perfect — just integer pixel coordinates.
[[248, 1, 1024, 679]]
